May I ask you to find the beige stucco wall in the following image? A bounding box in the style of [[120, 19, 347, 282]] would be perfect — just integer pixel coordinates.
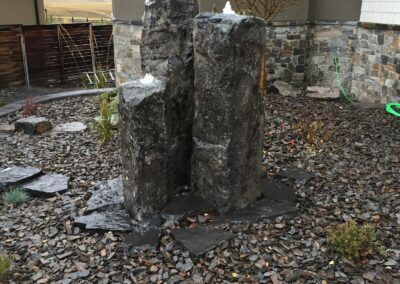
[[309, 0, 361, 21], [0, 0, 45, 25], [113, 0, 362, 22]]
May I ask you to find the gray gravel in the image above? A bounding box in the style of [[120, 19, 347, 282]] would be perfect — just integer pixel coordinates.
[[0, 94, 399, 283]]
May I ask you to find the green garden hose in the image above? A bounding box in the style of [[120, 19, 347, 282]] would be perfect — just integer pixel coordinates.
[[333, 50, 353, 103], [333, 50, 400, 117], [386, 103, 400, 117]]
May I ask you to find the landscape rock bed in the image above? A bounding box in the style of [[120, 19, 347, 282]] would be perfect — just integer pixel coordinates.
[[1, 94, 399, 283]]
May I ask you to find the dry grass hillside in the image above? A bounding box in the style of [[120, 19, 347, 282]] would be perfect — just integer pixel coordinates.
[[45, 1, 112, 19]]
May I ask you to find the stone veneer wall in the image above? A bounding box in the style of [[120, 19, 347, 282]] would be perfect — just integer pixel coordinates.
[[113, 20, 400, 103], [113, 21, 142, 85]]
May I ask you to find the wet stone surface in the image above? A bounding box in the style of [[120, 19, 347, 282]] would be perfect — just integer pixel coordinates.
[[86, 177, 124, 214], [261, 178, 297, 203], [161, 195, 216, 223], [22, 173, 69, 196], [0, 166, 42, 191], [218, 198, 298, 224], [171, 226, 236, 257], [74, 209, 133, 232], [277, 167, 315, 184]]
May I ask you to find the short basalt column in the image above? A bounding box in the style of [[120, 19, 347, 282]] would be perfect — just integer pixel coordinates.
[[192, 13, 266, 214], [119, 78, 169, 221]]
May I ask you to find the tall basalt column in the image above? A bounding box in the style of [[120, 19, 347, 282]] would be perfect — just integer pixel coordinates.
[[192, 13, 266, 215], [140, 0, 198, 192]]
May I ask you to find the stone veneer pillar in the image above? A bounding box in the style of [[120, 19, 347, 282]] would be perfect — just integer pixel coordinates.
[[120, 0, 198, 221], [192, 13, 266, 214]]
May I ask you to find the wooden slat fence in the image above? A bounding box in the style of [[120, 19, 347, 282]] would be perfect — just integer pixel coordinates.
[[0, 23, 114, 88]]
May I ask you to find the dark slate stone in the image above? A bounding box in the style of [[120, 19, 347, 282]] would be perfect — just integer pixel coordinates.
[[74, 210, 133, 232], [161, 195, 216, 222], [277, 167, 315, 184], [86, 177, 123, 214], [0, 166, 42, 191], [171, 226, 236, 256], [261, 178, 296, 203], [22, 173, 69, 196], [192, 13, 266, 215], [15, 116, 52, 135], [218, 198, 298, 224]]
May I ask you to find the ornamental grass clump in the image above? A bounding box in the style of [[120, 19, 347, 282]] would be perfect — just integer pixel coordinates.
[[94, 91, 119, 144], [327, 221, 379, 263], [2, 188, 30, 205], [0, 254, 12, 283]]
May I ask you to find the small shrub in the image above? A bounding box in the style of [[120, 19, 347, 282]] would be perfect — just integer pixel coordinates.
[[293, 114, 336, 148], [0, 99, 6, 107], [94, 91, 119, 144], [21, 97, 38, 117], [2, 188, 30, 205], [0, 254, 12, 282], [327, 221, 379, 263]]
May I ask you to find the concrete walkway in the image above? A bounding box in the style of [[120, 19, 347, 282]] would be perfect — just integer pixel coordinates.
[[0, 88, 115, 118]]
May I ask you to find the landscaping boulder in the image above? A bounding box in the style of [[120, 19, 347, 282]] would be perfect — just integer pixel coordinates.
[[273, 81, 302, 97], [15, 116, 52, 135], [306, 86, 341, 100]]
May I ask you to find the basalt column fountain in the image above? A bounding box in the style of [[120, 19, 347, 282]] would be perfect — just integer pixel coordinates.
[[119, 0, 198, 221], [192, 13, 266, 214]]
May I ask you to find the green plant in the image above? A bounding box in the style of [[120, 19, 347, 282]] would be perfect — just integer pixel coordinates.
[[21, 97, 39, 117], [0, 255, 12, 283], [327, 221, 379, 263], [94, 91, 119, 144], [0, 99, 6, 107], [2, 188, 30, 205]]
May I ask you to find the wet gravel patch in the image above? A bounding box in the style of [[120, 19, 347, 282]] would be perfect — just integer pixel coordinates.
[[1, 94, 399, 284]]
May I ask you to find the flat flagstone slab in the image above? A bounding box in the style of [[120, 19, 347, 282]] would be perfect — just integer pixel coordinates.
[[261, 178, 296, 203], [74, 209, 133, 232], [217, 198, 298, 224], [86, 177, 124, 214], [162, 195, 216, 222], [171, 226, 236, 256], [0, 123, 14, 134], [0, 166, 42, 191], [53, 122, 87, 133], [123, 227, 161, 249], [277, 167, 315, 184], [22, 173, 69, 196]]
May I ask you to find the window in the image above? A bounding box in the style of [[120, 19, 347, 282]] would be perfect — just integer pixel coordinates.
[[360, 0, 400, 25]]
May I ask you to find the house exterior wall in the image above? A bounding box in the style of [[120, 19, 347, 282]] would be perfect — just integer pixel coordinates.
[[360, 0, 400, 25], [0, 0, 45, 25]]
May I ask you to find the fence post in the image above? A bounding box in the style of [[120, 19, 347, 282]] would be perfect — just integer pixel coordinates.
[[20, 26, 30, 87], [57, 25, 65, 85], [89, 23, 96, 74]]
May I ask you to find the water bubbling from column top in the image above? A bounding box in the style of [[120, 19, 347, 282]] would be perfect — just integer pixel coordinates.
[[223, 1, 236, 14], [140, 73, 157, 85]]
